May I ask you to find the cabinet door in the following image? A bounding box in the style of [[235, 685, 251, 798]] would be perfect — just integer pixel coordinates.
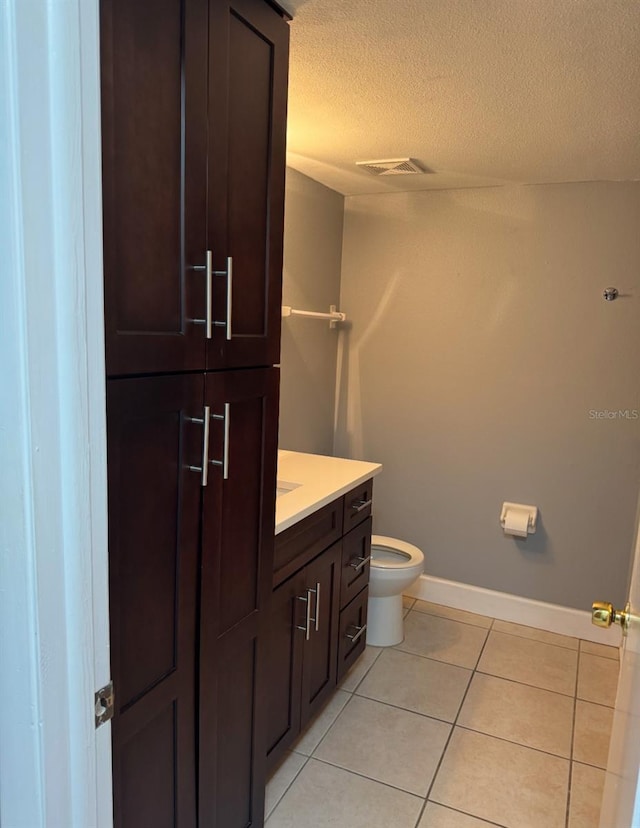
[[265, 570, 306, 772], [300, 542, 342, 728], [107, 374, 204, 828], [199, 367, 279, 828], [207, 0, 289, 370], [101, 0, 208, 376]]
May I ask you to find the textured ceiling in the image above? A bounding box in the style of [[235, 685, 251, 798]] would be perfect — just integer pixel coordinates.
[[280, 0, 640, 195]]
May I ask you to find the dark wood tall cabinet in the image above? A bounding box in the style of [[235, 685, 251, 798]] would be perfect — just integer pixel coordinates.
[[100, 0, 289, 825], [108, 370, 278, 827], [101, 0, 288, 378]]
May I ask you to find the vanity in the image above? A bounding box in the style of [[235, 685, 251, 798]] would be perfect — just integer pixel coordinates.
[[266, 450, 382, 771]]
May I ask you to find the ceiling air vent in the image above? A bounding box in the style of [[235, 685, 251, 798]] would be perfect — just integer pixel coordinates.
[[355, 158, 429, 176]]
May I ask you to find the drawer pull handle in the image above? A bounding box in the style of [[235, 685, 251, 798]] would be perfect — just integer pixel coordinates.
[[209, 403, 230, 480], [190, 250, 213, 339], [346, 623, 367, 643], [350, 498, 372, 513], [296, 592, 312, 641], [349, 555, 371, 571], [185, 405, 211, 487], [213, 255, 233, 340], [309, 582, 321, 632]]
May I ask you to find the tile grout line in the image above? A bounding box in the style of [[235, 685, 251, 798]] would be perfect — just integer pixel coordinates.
[[308, 754, 432, 801], [350, 687, 580, 764], [304, 691, 355, 759], [264, 752, 311, 822], [353, 687, 468, 727], [579, 638, 620, 662], [406, 605, 494, 631], [348, 647, 384, 694], [565, 648, 581, 828], [488, 627, 580, 653], [394, 644, 489, 669], [452, 723, 573, 763], [573, 696, 616, 711], [474, 667, 576, 698], [420, 801, 509, 828], [412, 615, 496, 827]]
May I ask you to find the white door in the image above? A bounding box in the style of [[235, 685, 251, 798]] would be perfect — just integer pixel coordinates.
[[600, 511, 640, 828]]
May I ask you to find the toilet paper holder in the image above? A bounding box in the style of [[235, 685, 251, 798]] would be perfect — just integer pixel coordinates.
[[500, 502, 538, 536]]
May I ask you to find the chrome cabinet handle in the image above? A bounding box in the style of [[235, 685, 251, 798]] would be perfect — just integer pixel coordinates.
[[349, 555, 371, 572], [226, 256, 233, 340], [185, 405, 211, 487], [213, 255, 233, 340], [209, 402, 230, 480], [296, 592, 312, 641], [190, 251, 213, 339], [205, 250, 213, 339], [309, 582, 320, 632], [346, 623, 367, 643], [350, 498, 372, 513]]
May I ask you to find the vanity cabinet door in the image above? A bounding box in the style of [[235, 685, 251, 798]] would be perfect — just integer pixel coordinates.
[[265, 570, 306, 772], [265, 541, 341, 772], [206, 0, 289, 370], [101, 0, 209, 377], [198, 367, 279, 828], [300, 542, 342, 728], [107, 373, 203, 828]]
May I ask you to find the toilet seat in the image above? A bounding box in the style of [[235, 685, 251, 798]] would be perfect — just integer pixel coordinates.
[[371, 535, 424, 569]]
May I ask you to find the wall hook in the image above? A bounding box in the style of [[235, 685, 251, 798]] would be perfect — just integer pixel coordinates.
[[603, 287, 619, 301]]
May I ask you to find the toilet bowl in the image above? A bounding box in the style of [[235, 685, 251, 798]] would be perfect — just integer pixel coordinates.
[[366, 535, 424, 647]]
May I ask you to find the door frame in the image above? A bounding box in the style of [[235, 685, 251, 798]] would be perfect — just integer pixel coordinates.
[[600, 501, 640, 826], [0, 1, 112, 825]]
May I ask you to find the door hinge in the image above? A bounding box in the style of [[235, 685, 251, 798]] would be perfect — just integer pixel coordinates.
[[94, 681, 114, 728]]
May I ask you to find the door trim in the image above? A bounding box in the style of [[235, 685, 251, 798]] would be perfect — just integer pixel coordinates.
[[0, 1, 112, 825]]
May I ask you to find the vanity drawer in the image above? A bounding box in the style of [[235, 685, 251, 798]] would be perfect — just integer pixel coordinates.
[[274, 497, 344, 588], [337, 587, 369, 682], [340, 518, 371, 610], [343, 479, 374, 534]]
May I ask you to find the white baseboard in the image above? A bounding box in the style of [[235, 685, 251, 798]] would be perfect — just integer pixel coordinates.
[[405, 574, 622, 647]]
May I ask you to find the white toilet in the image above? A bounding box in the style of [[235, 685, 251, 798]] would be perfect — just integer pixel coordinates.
[[366, 535, 424, 646]]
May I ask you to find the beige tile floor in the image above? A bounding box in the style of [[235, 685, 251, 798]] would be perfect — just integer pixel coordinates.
[[265, 597, 620, 828]]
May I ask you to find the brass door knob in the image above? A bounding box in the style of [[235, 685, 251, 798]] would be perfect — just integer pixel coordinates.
[[592, 600, 630, 633]]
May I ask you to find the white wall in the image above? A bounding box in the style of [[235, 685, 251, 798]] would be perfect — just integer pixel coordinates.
[[279, 168, 344, 454], [335, 182, 640, 610]]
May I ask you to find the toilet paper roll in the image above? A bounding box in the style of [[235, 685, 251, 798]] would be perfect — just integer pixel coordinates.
[[503, 508, 529, 538]]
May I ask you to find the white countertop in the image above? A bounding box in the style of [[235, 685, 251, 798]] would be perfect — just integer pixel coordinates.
[[275, 450, 382, 535]]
